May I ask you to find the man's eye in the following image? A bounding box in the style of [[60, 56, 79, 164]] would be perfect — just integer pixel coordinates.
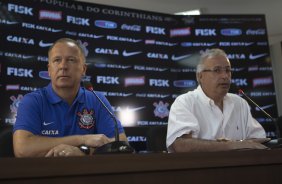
[[53, 59, 60, 63], [214, 68, 221, 73], [68, 58, 76, 63]]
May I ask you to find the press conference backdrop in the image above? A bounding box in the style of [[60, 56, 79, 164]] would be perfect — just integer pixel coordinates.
[[0, 0, 277, 151]]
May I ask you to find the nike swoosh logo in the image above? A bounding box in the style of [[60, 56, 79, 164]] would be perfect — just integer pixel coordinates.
[[122, 50, 142, 57], [255, 104, 274, 111], [115, 106, 146, 112], [171, 54, 192, 61], [159, 68, 168, 72], [131, 106, 146, 111], [123, 93, 133, 97], [94, 35, 104, 39], [43, 121, 54, 126], [207, 43, 217, 46], [161, 95, 170, 98], [52, 29, 63, 33], [122, 66, 132, 69], [245, 42, 254, 46], [169, 43, 178, 46], [6, 21, 19, 25], [22, 55, 34, 59], [39, 40, 53, 47], [132, 39, 143, 43], [249, 53, 268, 60]]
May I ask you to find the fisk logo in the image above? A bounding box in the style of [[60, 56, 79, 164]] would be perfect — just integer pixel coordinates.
[[67, 15, 89, 26], [7, 67, 33, 78], [149, 79, 169, 87], [195, 29, 216, 36], [146, 26, 165, 35], [95, 20, 117, 29], [8, 3, 33, 16], [231, 79, 248, 86], [97, 76, 119, 84]]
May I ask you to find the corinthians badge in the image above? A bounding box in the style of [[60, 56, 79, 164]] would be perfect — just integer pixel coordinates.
[[77, 108, 95, 129]]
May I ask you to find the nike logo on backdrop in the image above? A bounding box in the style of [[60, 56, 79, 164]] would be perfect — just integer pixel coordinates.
[[255, 104, 274, 111], [171, 54, 192, 61], [122, 50, 142, 57], [39, 40, 53, 47], [249, 53, 268, 60]]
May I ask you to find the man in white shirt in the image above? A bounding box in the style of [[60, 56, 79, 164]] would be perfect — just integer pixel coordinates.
[[167, 48, 268, 152]]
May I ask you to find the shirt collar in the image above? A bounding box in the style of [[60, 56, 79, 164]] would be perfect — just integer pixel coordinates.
[[197, 85, 229, 107], [46, 83, 84, 104]]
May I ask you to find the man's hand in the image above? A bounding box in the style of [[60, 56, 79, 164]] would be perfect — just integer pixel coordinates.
[[82, 134, 112, 148], [45, 144, 85, 157]]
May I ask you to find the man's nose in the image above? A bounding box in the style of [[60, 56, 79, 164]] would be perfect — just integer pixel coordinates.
[[58, 59, 68, 69]]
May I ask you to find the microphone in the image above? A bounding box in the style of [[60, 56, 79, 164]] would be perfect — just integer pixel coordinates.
[[238, 89, 280, 139], [83, 81, 135, 154]]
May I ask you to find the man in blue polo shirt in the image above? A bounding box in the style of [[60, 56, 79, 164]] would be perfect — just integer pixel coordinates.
[[13, 38, 127, 157]]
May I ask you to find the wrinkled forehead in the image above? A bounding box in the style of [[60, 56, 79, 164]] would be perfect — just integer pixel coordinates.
[[203, 55, 231, 68]]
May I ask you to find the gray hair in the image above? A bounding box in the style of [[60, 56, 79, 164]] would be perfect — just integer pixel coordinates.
[[196, 48, 228, 73], [48, 38, 86, 62]]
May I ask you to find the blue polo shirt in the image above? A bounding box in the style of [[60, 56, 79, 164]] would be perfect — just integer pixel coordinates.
[[14, 83, 124, 138]]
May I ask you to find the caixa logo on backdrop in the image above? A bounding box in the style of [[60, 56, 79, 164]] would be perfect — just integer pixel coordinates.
[[6, 35, 35, 45], [95, 48, 119, 55]]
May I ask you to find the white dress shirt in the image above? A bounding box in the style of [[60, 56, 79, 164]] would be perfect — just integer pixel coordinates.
[[166, 85, 266, 152]]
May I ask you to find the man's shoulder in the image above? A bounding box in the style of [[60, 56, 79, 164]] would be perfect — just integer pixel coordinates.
[[23, 87, 45, 99]]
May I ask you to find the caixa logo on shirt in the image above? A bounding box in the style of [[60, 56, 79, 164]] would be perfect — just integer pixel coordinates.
[[41, 130, 59, 135]]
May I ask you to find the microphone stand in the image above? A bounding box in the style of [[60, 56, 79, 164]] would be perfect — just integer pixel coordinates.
[[84, 83, 135, 154], [239, 89, 282, 146]]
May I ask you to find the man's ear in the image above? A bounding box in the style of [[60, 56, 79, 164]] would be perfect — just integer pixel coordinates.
[[47, 63, 50, 76], [82, 63, 87, 76], [196, 72, 202, 83]]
